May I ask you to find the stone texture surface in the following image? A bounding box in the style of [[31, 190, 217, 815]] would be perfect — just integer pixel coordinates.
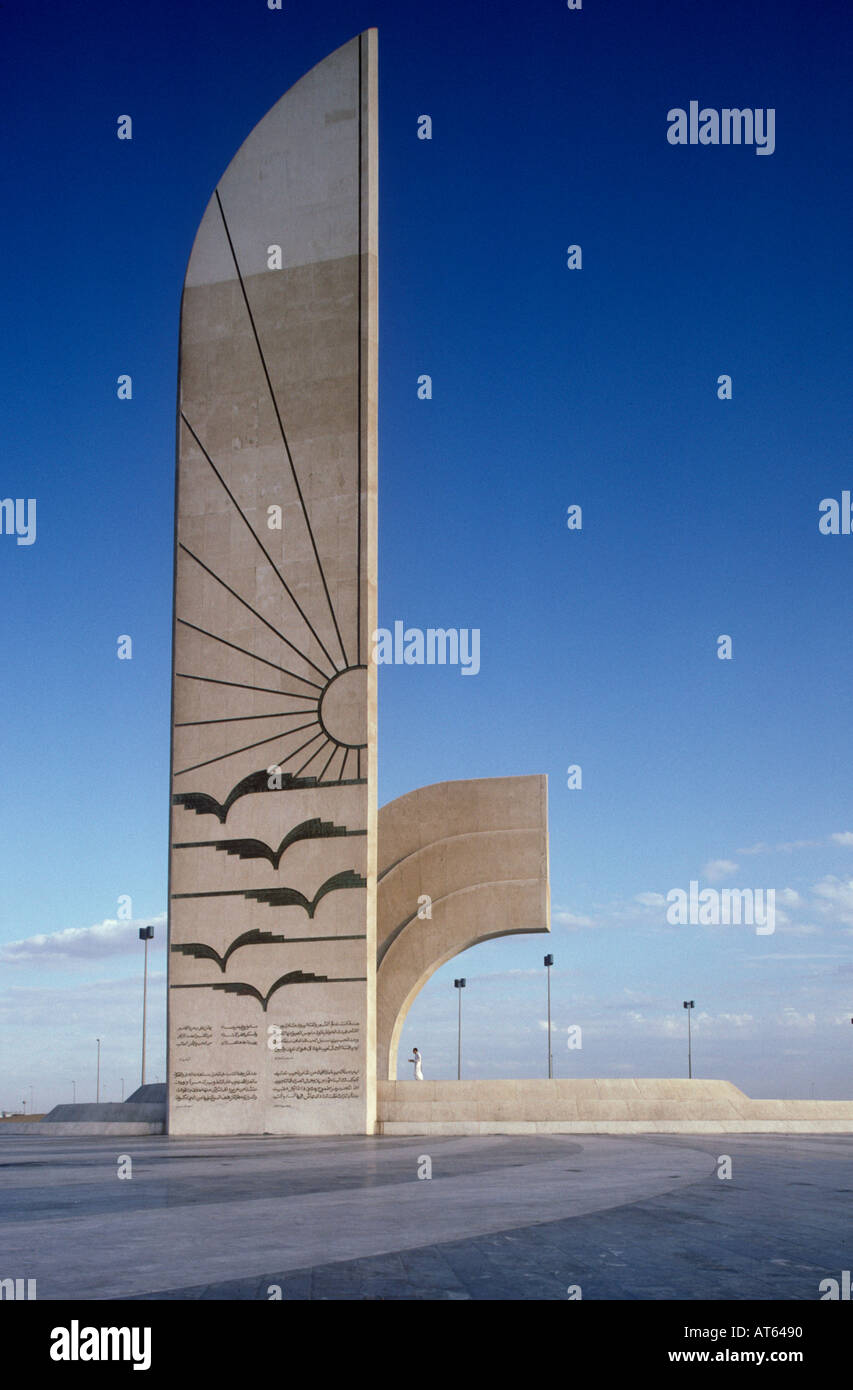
[[377, 1079, 853, 1134], [168, 32, 378, 1136], [376, 775, 550, 1079], [7, 1122, 164, 1136], [125, 1084, 167, 1106], [41, 1104, 165, 1125], [166, 35, 556, 1140], [12, 1094, 168, 1136], [2, 1130, 851, 1300]]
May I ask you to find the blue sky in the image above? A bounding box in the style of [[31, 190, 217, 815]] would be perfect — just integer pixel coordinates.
[[1, 0, 852, 1109]]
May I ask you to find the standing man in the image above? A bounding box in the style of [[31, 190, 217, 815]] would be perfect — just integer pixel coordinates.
[[408, 1047, 424, 1080]]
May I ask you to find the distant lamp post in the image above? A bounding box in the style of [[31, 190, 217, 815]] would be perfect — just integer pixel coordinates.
[[139, 925, 155, 1087], [29, 1085, 34, 1114], [544, 955, 554, 1078], [96, 1037, 101, 1104], [683, 1000, 695, 1079], [72, 1080, 76, 1104], [121, 1077, 125, 1102], [454, 979, 466, 1080]]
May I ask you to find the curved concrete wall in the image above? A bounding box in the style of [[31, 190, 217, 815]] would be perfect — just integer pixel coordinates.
[[376, 775, 550, 1079]]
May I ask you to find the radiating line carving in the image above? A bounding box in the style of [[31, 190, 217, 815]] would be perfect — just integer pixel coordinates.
[[213, 188, 349, 669], [180, 412, 341, 675]]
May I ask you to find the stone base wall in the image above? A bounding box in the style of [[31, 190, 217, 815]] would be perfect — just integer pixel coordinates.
[[377, 1078, 853, 1135]]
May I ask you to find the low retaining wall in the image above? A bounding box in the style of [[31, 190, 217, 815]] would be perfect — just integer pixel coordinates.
[[5, 1079, 852, 1138], [5, 1121, 164, 1136], [376, 1078, 853, 1135], [0, 1099, 167, 1137]]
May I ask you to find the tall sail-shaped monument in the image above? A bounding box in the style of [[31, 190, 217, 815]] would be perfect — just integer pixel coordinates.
[[167, 32, 378, 1135]]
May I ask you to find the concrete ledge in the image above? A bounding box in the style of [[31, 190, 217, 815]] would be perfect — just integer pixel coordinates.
[[43, 1104, 164, 1124], [376, 1079, 853, 1135], [2, 1122, 164, 1136], [379, 1119, 853, 1136], [1, 1098, 168, 1137]]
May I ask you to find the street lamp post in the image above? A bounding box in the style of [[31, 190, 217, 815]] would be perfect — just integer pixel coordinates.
[[454, 979, 466, 1080], [683, 1000, 695, 1079], [139, 925, 154, 1087], [72, 1080, 76, 1104], [545, 954, 554, 1078], [96, 1037, 101, 1104]]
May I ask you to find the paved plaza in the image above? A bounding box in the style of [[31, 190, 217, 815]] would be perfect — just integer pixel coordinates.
[[1, 1131, 851, 1300]]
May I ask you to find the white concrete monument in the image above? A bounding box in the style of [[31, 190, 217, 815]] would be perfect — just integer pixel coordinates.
[[168, 32, 378, 1135], [166, 30, 551, 1137]]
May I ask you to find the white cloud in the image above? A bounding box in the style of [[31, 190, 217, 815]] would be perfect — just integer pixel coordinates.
[[703, 859, 739, 882], [780, 1008, 817, 1032], [811, 876, 853, 926], [736, 839, 824, 855], [0, 913, 166, 964], [830, 832, 853, 846], [481, 968, 543, 980], [622, 1009, 756, 1039], [552, 910, 596, 929], [634, 891, 666, 908], [622, 987, 662, 1005], [744, 952, 846, 961]]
